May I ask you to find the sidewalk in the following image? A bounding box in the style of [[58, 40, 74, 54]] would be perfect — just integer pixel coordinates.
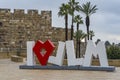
[[0, 59, 120, 80]]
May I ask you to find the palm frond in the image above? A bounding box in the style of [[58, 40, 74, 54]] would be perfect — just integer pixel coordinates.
[[68, 0, 80, 15], [73, 15, 83, 24], [74, 30, 87, 40], [58, 3, 70, 17], [79, 1, 98, 16]]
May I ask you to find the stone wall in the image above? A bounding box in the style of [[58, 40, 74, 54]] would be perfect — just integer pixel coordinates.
[[0, 8, 71, 49]]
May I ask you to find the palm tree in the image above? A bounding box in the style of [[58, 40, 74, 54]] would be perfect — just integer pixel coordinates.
[[73, 15, 83, 57], [74, 30, 87, 57], [74, 15, 83, 31], [89, 30, 95, 40], [68, 0, 80, 40], [79, 2, 98, 40], [58, 3, 70, 41]]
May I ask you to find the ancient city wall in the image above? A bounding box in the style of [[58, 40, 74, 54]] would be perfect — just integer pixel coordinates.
[[0, 8, 88, 59], [0, 8, 71, 51]]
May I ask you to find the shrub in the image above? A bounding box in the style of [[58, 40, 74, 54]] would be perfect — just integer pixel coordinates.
[[107, 45, 120, 59]]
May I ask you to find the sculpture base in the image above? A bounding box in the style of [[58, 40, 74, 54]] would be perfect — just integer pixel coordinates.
[[19, 65, 115, 72]]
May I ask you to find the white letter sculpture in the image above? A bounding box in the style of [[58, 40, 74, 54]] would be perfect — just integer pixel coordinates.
[[27, 41, 36, 66], [48, 42, 65, 66], [83, 40, 108, 67], [66, 40, 83, 66], [26, 40, 109, 67], [20, 40, 115, 71]]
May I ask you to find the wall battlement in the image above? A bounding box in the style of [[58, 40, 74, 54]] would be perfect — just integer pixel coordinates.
[[0, 8, 52, 26], [0, 8, 51, 16]]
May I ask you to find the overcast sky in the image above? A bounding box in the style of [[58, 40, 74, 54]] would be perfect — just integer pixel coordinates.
[[0, 0, 120, 44]]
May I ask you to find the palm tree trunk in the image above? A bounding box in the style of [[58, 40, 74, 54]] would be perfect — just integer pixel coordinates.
[[77, 23, 79, 31], [65, 14, 68, 41], [71, 15, 74, 40], [64, 14, 68, 59], [76, 38, 79, 57], [76, 40, 79, 58], [76, 23, 79, 58], [86, 16, 90, 40], [87, 27, 89, 40], [90, 36, 92, 40], [78, 40, 81, 57]]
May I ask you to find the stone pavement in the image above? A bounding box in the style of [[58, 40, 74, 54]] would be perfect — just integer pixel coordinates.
[[0, 59, 120, 80]]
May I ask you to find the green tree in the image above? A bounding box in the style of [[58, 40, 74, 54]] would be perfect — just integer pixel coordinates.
[[74, 15, 83, 31], [105, 41, 111, 47], [73, 15, 83, 57], [79, 2, 98, 40], [89, 30, 95, 40], [68, 0, 80, 40], [74, 30, 87, 57], [58, 3, 70, 41], [107, 45, 120, 59]]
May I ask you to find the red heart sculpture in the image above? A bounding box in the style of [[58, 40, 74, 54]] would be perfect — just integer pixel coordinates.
[[33, 40, 55, 66]]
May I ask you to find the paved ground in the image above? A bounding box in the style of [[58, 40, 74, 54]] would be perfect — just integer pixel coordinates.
[[0, 59, 120, 80]]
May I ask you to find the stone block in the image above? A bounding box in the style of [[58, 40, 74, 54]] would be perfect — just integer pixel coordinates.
[[14, 9, 24, 14], [28, 9, 38, 15], [0, 8, 10, 14], [11, 55, 24, 62]]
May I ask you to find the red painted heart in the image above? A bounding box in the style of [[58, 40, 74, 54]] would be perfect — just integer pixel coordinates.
[[33, 40, 55, 66]]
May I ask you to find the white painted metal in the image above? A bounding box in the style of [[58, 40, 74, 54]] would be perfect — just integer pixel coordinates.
[[26, 40, 109, 68], [48, 42, 65, 66], [83, 40, 108, 67], [26, 41, 36, 66], [66, 40, 83, 66]]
